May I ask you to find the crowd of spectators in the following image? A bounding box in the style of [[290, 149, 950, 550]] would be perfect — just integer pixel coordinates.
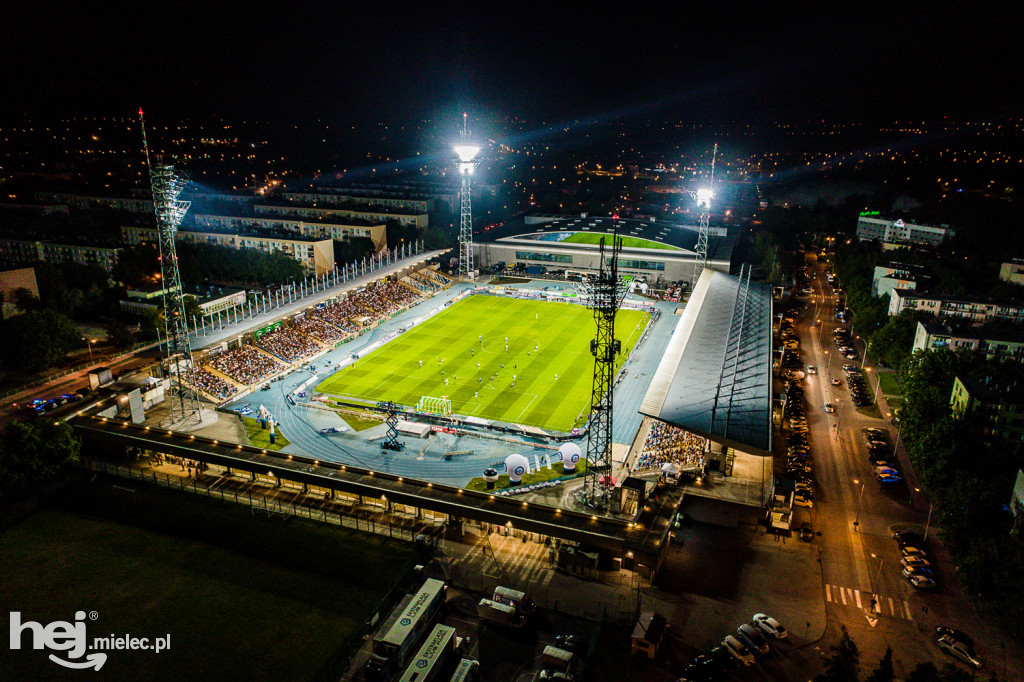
[[255, 326, 322, 362], [634, 421, 707, 472], [292, 315, 345, 344], [208, 346, 282, 385], [194, 367, 238, 400], [313, 281, 421, 332]]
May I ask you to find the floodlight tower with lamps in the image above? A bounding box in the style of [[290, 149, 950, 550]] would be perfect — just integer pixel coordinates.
[[454, 113, 482, 281], [686, 143, 718, 284], [140, 109, 201, 426]]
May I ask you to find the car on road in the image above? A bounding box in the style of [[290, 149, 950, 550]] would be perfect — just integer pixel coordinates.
[[830, 377, 842, 386], [807, 364, 817, 375], [798, 523, 814, 542], [736, 623, 770, 653], [875, 466, 899, 477], [937, 634, 982, 669], [935, 627, 973, 649], [824, 402, 835, 413], [752, 613, 788, 639], [721, 635, 755, 666], [909, 573, 938, 589]]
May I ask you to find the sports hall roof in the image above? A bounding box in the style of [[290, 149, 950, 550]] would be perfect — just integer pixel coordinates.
[[480, 216, 736, 261], [640, 268, 773, 454]]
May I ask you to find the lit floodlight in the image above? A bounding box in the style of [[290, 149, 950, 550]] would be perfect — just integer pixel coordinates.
[[454, 144, 480, 163], [696, 187, 714, 208]]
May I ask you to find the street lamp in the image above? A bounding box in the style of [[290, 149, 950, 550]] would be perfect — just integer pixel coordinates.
[[83, 337, 96, 362], [853, 479, 866, 532], [865, 367, 882, 406], [869, 553, 884, 612]]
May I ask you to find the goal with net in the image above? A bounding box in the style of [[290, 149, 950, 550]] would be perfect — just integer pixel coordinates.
[[416, 395, 453, 415]]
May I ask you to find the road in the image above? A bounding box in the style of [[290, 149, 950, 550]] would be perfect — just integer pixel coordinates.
[[795, 251, 1020, 679]]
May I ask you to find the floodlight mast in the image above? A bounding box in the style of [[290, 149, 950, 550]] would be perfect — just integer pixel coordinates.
[[579, 225, 628, 512], [688, 143, 718, 284], [454, 113, 481, 281], [140, 110, 201, 426]]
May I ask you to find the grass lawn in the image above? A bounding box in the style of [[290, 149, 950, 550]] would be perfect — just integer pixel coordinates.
[[316, 295, 648, 432], [464, 458, 587, 492], [336, 408, 385, 431], [0, 481, 419, 681], [243, 416, 290, 450], [877, 371, 903, 397], [562, 232, 678, 251]]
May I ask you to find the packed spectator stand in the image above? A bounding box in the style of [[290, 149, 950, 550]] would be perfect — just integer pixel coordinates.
[[194, 367, 238, 400], [255, 326, 322, 362], [634, 421, 707, 474], [207, 346, 282, 386], [292, 315, 345, 344]]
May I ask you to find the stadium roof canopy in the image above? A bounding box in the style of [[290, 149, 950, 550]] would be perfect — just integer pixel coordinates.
[[479, 215, 736, 262], [640, 268, 773, 454]]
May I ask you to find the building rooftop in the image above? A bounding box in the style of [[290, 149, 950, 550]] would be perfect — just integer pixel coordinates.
[[479, 215, 737, 262], [640, 268, 774, 454], [957, 375, 1024, 405]]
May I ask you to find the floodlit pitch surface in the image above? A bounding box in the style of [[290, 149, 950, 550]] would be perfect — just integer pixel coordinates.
[[317, 295, 648, 431]]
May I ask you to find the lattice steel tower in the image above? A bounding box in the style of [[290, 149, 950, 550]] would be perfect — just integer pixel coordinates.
[[453, 113, 481, 280], [690, 143, 718, 284], [579, 229, 628, 510], [140, 110, 201, 425]]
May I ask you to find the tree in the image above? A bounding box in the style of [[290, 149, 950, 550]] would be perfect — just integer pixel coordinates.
[[13, 287, 40, 312], [0, 309, 82, 372], [0, 420, 81, 499], [814, 628, 859, 682], [864, 647, 894, 682]]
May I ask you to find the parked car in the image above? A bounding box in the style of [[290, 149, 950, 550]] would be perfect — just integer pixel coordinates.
[[752, 613, 788, 639], [903, 565, 934, 579], [552, 634, 583, 654], [902, 546, 928, 558], [721, 635, 755, 666], [901, 556, 931, 571], [823, 402, 835, 413], [798, 523, 814, 542], [806, 365, 817, 375], [736, 623, 770, 654], [909, 573, 937, 589], [793, 493, 813, 508], [876, 472, 902, 484], [830, 377, 842, 386], [935, 627, 973, 650], [936, 634, 982, 669]]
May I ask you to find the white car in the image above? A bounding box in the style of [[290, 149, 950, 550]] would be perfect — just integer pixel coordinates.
[[792, 493, 813, 508], [901, 556, 930, 570], [902, 546, 928, 558], [807, 365, 817, 375], [937, 634, 982, 669], [721, 635, 755, 666], [752, 613, 788, 639]]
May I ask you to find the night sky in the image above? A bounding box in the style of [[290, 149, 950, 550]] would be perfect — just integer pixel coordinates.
[[1, 2, 1022, 124]]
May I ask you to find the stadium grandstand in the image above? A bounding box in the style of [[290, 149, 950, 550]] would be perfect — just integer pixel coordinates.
[[475, 215, 736, 286]]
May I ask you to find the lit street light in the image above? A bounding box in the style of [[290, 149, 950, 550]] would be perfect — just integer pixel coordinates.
[[853, 479, 866, 532]]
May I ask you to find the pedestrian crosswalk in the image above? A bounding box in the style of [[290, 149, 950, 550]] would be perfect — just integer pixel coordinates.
[[825, 584, 913, 620]]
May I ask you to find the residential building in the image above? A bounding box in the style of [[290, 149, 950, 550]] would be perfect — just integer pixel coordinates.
[[913, 320, 1024, 361], [186, 213, 386, 252], [0, 267, 40, 316], [255, 201, 427, 229], [856, 216, 955, 247], [950, 375, 1024, 452], [282, 190, 432, 214], [0, 238, 122, 275], [35, 191, 154, 213], [999, 259, 1024, 286], [120, 225, 334, 275], [890, 289, 1024, 324], [872, 262, 927, 298], [121, 284, 246, 318]]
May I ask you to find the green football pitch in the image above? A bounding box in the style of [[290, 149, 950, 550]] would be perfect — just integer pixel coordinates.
[[316, 295, 648, 431]]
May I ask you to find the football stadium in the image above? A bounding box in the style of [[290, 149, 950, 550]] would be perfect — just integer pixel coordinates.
[[316, 295, 648, 431]]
